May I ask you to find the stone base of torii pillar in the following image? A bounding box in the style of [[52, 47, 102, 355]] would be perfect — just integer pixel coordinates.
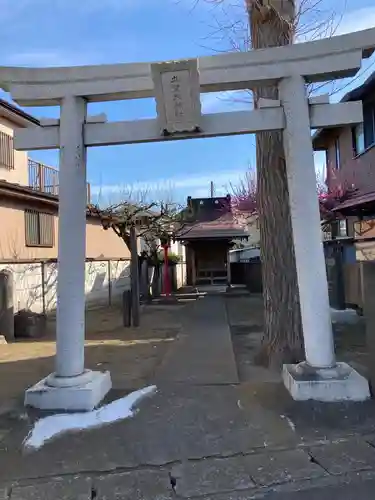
[[283, 362, 370, 402], [25, 371, 112, 412]]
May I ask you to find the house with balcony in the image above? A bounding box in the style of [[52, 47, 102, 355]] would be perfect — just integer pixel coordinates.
[[313, 71, 375, 309], [0, 98, 131, 318], [313, 70, 375, 258]]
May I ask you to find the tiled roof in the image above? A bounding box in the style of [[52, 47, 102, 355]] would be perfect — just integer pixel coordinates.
[[333, 190, 375, 212], [176, 195, 248, 240]]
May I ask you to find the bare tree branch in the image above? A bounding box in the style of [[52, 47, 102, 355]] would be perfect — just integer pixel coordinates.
[[187, 0, 350, 103]]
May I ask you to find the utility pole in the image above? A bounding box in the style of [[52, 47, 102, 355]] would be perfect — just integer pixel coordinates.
[[210, 181, 215, 198]]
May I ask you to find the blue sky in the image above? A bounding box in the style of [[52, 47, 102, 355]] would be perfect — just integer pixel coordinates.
[[1, 0, 375, 204]]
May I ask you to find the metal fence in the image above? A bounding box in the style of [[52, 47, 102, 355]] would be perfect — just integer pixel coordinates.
[[28, 159, 91, 202], [28, 159, 59, 195]]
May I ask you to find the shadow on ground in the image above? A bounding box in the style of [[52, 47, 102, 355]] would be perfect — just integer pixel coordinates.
[[0, 302, 185, 412]]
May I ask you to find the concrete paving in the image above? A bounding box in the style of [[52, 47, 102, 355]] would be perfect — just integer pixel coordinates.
[[1, 295, 375, 499], [9, 478, 92, 500], [155, 295, 239, 385], [201, 477, 375, 499], [4, 474, 375, 499]]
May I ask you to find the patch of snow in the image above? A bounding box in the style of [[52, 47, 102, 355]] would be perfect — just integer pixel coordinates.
[[280, 414, 296, 432], [330, 308, 359, 324], [23, 385, 157, 451]]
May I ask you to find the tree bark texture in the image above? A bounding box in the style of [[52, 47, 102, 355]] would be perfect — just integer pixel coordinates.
[[247, 0, 304, 368]]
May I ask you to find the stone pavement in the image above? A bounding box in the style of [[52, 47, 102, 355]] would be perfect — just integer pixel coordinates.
[[155, 295, 239, 384], [1, 294, 375, 499]]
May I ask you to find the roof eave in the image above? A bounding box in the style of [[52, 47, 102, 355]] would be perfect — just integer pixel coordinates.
[[0, 99, 40, 127], [175, 231, 248, 240], [313, 69, 375, 148]]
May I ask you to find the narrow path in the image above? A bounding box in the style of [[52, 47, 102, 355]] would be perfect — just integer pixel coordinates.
[[154, 295, 239, 385]]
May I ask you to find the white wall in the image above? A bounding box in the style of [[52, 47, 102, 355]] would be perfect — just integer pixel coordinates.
[[170, 240, 186, 289], [175, 261, 187, 289], [0, 259, 131, 314], [230, 247, 260, 263]]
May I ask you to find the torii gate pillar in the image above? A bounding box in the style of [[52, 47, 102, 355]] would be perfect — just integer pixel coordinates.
[[24, 97, 112, 411], [280, 75, 369, 401]]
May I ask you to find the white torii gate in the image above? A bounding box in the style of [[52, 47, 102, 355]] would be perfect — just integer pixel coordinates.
[[2, 28, 375, 410]]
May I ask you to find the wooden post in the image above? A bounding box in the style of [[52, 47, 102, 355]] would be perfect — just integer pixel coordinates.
[[333, 242, 346, 310], [41, 261, 46, 315], [191, 246, 197, 288], [361, 261, 375, 393], [108, 260, 112, 306], [122, 289, 132, 327], [87, 182, 91, 204], [163, 244, 170, 296], [130, 226, 140, 327], [0, 270, 14, 342], [226, 248, 232, 289]]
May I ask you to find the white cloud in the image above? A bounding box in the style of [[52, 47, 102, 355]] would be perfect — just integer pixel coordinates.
[[3, 50, 98, 67], [201, 90, 251, 113], [91, 169, 247, 202], [0, 0, 137, 17], [0, 0, 141, 67], [335, 7, 375, 35], [297, 5, 375, 43]]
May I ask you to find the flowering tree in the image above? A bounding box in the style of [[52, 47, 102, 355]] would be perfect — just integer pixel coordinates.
[[231, 165, 357, 227], [317, 163, 358, 225], [230, 169, 258, 214]]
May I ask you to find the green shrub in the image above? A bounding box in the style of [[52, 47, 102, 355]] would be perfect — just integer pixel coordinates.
[[157, 251, 181, 265]]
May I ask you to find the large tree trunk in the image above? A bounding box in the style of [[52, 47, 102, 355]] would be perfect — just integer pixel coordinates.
[[247, 0, 304, 368]]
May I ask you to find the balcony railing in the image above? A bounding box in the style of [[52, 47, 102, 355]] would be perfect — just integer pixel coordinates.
[[28, 159, 59, 195], [28, 159, 91, 203]]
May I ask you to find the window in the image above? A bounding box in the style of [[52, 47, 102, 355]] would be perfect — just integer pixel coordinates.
[[338, 219, 348, 238], [330, 219, 349, 239], [334, 137, 341, 169], [353, 122, 365, 156], [25, 210, 54, 247], [0, 131, 14, 169], [352, 103, 375, 156], [322, 228, 332, 241], [364, 104, 375, 148]]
